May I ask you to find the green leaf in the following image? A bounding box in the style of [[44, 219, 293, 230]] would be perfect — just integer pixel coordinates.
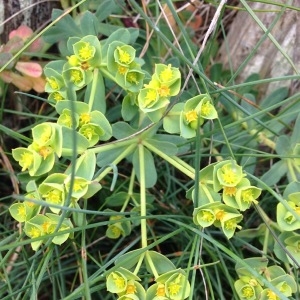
[[146, 139, 178, 156], [235, 257, 268, 277], [122, 93, 139, 121], [132, 147, 157, 188], [145, 251, 176, 276], [61, 126, 90, 156], [66, 151, 96, 180], [79, 11, 99, 36], [112, 122, 136, 139], [275, 135, 291, 156], [43, 9, 82, 44], [163, 103, 183, 134], [114, 249, 146, 270], [96, 145, 130, 167], [95, 0, 115, 22]]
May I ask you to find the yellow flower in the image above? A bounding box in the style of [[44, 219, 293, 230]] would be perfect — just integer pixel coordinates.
[[160, 64, 173, 82], [158, 85, 170, 97], [126, 281, 137, 294], [266, 289, 279, 300], [79, 112, 91, 125], [220, 165, 238, 185], [19, 152, 34, 171], [70, 69, 83, 84], [185, 110, 198, 123], [168, 274, 182, 297], [156, 284, 166, 297], [241, 189, 254, 203], [47, 76, 59, 90], [68, 55, 79, 66], [241, 285, 255, 299], [223, 186, 237, 197], [117, 47, 131, 64], [51, 92, 64, 102], [28, 226, 40, 238], [215, 209, 225, 221], [112, 272, 126, 289], [80, 126, 96, 141], [126, 72, 139, 84], [78, 42, 94, 61], [118, 65, 128, 75], [200, 210, 215, 223], [200, 101, 213, 117], [17, 205, 26, 218], [43, 189, 62, 204], [224, 219, 236, 230], [38, 146, 53, 159], [144, 89, 157, 107]]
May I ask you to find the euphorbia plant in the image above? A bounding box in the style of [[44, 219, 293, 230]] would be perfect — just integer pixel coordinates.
[[6, 8, 299, 297]]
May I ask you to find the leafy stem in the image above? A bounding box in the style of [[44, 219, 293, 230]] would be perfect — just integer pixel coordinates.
[[88, 68, 99, 112], [138, 144, 148, 249]]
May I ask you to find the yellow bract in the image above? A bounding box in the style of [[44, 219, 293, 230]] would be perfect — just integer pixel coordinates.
[[20, 152, 34, 171], [160, 64, 173, 82]]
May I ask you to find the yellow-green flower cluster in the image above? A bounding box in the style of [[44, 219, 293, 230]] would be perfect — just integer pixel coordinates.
[[107, 41, 145, 93], [44, 35, 102, 103], [146, 269, 191, 300], [192, 160, 261, 239], [106, 268, 146, 299], [277, 191, 300, 231], [12, 122, 61, 177], [56, 100, 112, 147], [138, 64, 181, 123], [234, 259, 297, 300], [163, 93, 218, 138], [106, 213, 132, 239]]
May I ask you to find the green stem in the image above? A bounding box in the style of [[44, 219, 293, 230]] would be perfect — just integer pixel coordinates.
[[90, 137, 138, 155], [88, 68, 99, 112], [138, 144, 148, 249], [143, 141, 195, 179], [145, 251, 159, 279], [81, 199, 91, 300], [120, 169, 136, 212]]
